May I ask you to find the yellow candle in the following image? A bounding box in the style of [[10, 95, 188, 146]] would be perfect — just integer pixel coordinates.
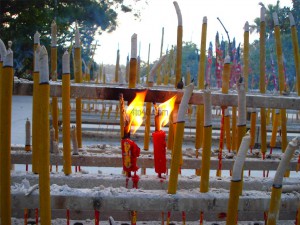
[[260, 7, 267, 157], [222, 56, 231, 93], [173, 1, 182, 87], [51, 20, 59, 141], [231, 107, 237, 151], [250, 109, 257, 149], [115, 49, 120, 83], [244, 22, 249, 91], [157, 27, 164, 85], [62, 51, 72, 175], [200, 89, 212, 193], [289, 13, 300, 96], [270, 110, 280, 148], [273, 12, 287, 152], [74, 26, 83, 148], [38, 46, 51, 225], [0, 44, 13, 225], [224, 109, 231, 151], [129, 33, 137, 88], [32, 37, 40, 174]]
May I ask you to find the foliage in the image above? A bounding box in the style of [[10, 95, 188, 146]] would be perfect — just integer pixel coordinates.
[[0, 0, 143, 78]]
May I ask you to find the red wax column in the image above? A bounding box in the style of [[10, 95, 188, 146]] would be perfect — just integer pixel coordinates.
[[152, 130, 167, 177], [121, 137, 140, 177]]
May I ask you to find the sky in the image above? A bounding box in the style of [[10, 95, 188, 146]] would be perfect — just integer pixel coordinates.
[[93, 0, 293, 66]]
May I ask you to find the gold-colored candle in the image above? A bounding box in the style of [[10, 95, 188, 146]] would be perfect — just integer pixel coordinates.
[[129, 33, 137, 88]]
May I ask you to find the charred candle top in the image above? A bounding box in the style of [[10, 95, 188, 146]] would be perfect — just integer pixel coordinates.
[[34, 31, 40, 44], [203, 89, 212, 126], [289, 12, 296, 26], [273, 12, 279, 26], [62, 51, 70, 74], [39, 45, 49, 84], [34, 44, 41, 72], [0, 38, 7, 62], [75, 25, 80, 48], [260, 6, 266, 22], [244, 21, 249, 32], [131, 33, 137, 59], [173, 1, 182, 26]]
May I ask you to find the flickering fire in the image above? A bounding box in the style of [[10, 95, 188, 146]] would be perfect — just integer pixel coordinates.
[[156, 95, 177, 130], [125, 90, 147, 134]]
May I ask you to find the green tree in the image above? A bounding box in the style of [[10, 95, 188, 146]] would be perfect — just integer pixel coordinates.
[[0, 0, 144, 77]]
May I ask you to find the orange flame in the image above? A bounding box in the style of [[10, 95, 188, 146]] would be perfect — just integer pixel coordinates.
[[157, 95, 177, 130], [125, 90, 147, 134]]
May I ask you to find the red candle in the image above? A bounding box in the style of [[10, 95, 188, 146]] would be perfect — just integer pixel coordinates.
[[121, 138, 140, 177], [152, 96, 176, 177], [152, 130, 167, 176]]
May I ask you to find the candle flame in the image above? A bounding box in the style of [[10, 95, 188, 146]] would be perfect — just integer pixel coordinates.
[[126, 90, 147, 134], [157, 95, 177, 130]]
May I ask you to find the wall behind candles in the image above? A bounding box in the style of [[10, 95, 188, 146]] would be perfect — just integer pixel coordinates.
[[94, 0, 292, 66]]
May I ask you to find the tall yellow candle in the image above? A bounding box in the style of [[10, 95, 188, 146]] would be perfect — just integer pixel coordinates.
[[32, 33, 40, 174], [231, 107, 237, 151], [62, 51, 72, 175], [270, 110, 280, 148], [157, 27, 164, 85], [273, 12, 287, 152], [129, 34, 137, 88], [224, 108, 231, 151], [0, 42, 13, 225], [249, 108, 257, 149], [38, 46, 51, 225], [168, 84, 194, 194], [237, 80, 247, 151], [115, 49, 120, 83], [260, 7, 267, 157], [244, 22, 249, 91], [195, 16, 207, 151], [200, 89, 212, 193], [267, 137, 300, 225], [74, 26, 82, 148], [289, 13, 300, 96], [51, 20, 59, 141], [173, 1, 182, 87]]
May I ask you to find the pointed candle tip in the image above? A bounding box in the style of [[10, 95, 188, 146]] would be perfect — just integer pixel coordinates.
[[62, 51, 70, 74], [34, 31, 40, 44], [260, 6, 266, 22], [39, 45, 49, 83], [244, 21, 249, 32], [203, 16, 207, 24], [289, 12, 296, 26], [273, 12, 279, 26], [75, 27, 80, 47], [225, 55, 231, 64]]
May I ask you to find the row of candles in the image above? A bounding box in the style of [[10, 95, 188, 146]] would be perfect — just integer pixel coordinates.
[[1, 1, 300, 225]]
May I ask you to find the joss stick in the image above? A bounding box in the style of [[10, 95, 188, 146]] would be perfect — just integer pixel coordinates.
[[38, 45, 51, 225], [168, 83, 194, 194], [115, 48, 120, 83], [32, 33, 40, 174], [62, 51, 72, 175], [129, 33, 138, 88], [267, 137, 300, 225], [195, 16, 207, 153], [260, 6, 267, 162], [0, 40, 13, 225], [273, 12, 287, 154], [74, 25, 83, 148], [157, 27, 164, 85], [51, 20, 59, 142], [216, 55, 231, 177], [226, 135, 251, 225]]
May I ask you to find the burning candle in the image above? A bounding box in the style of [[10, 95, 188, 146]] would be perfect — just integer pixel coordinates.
[[74, 25, 83, 148], [267, 137, 300, 225], [200, 88, 212, 193], [62, 51, 72, 175], [0, 39, 13, 225], [153, 95, 177, 177], [32, 33, 40, 174], [260, 6, 267, 159], [121, 91, 146, 177], [273, 12, 288, 153], [289, 13, 300, 96], [226, 134, 251, 225], [51, 20, 59, 142], [129, 33, 137, 88], [168, 83, 194, 194], [38, 45, 51, 225]]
